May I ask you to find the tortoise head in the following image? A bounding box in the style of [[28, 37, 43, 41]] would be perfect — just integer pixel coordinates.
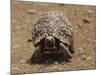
[[44, 36, 56, 50]]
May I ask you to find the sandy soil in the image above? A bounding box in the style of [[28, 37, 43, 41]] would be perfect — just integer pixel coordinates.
[[11, 0, 96, 74]]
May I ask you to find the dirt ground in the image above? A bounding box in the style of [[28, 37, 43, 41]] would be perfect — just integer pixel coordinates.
[[11, 0, 96, 74]]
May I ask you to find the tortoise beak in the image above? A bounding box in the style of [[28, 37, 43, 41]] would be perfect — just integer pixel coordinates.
[[45, 36, 55, 47]]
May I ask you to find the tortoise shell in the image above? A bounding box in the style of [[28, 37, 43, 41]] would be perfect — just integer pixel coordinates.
[[32, 11, 73, 46]]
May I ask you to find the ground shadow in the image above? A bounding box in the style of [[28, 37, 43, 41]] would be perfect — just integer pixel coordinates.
[[27, 52, 70, 65]]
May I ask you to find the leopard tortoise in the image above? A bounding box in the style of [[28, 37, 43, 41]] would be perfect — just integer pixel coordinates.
[[31, 11, 74, 62]]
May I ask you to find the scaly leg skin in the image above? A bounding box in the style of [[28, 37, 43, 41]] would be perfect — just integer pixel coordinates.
[[69, 37, 75, 53], [28, 46, 43, 64], [34, 46, 43, 63], [59, 43, 72, 61], [69, 44, 75, 53]]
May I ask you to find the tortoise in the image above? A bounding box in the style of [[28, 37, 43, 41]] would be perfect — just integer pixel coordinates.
[[31, 11, 74, 62]]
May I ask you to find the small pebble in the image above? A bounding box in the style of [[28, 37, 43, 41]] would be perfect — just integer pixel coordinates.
[[81, 55, 92, 61], [27, 9, 36, 14], [87, 10, 93, 14], [87, 38, 91, 41], [77, 23, 82, 28], [54, 61, 58, 65], [87, 10, 94, 17], [86, 56, 92, 60], [62, 61, 66, 64], [77, 48, 85, 54], [27, 39, 32, 42], [86, 38, 91, 44], [20, 59, 26, 64], [53, 66, 58, 70], [81, 55, 87, 60], [82, 18, 90, 23]]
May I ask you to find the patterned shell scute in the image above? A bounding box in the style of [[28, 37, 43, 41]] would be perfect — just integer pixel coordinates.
[[32, 11, 72, 45]]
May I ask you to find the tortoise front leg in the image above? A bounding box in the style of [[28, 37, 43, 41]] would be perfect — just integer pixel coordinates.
[[34, 46, 44, 62], [59, 43, 72, 61], [28, 46, 43, 64]]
